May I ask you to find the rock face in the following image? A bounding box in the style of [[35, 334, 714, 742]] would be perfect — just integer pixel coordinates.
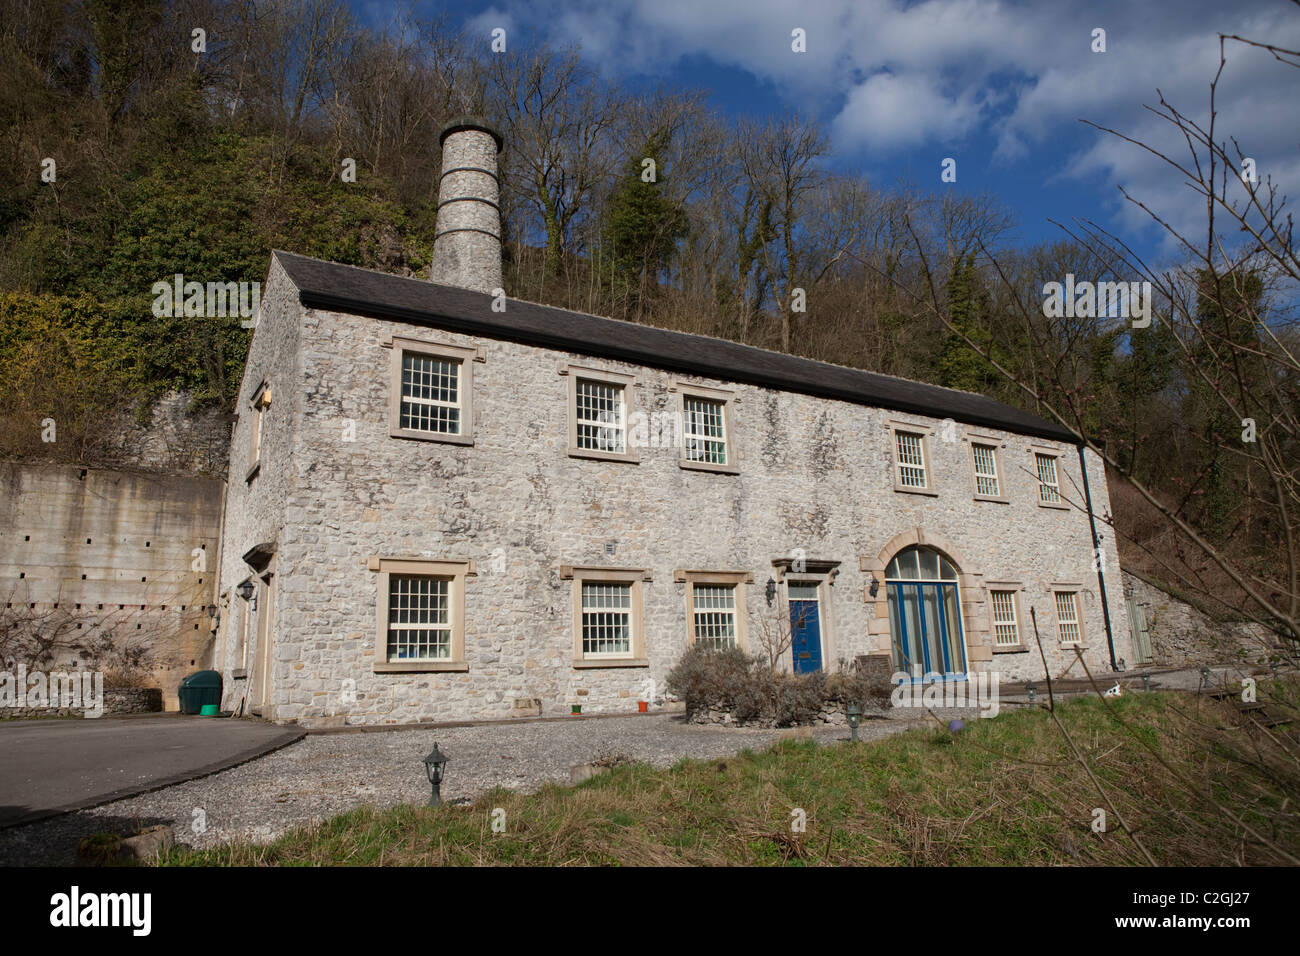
[[1121, 570, 1279, 667]]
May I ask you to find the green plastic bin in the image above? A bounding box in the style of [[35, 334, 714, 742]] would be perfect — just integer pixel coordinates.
[[178, 670, 223, 715]]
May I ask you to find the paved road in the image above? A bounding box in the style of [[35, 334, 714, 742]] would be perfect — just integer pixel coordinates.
[[0, 715, 304, 827]]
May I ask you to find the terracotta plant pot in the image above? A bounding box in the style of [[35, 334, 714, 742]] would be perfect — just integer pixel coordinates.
[[571, 704, 581, 714], [638, 701, 649, 713]]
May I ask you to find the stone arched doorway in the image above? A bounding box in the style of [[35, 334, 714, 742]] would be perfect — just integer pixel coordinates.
[[884, 545, 968, 679]]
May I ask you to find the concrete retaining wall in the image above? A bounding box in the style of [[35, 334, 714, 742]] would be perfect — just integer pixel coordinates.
[[0, 462, 225, 709]]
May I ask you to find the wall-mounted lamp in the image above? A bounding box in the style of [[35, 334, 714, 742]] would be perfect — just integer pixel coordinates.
[[869, 575, 880, 598], [764, 577, 777, 607], [236, 580, 255, 602]]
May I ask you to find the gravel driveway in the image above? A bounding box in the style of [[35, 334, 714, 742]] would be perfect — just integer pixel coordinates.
[[0, 709, 957, 865]]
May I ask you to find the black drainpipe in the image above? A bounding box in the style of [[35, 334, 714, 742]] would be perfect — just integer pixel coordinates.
[[1077, 443, 1118, 671]]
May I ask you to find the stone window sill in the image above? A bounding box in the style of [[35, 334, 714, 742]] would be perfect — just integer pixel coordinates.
[[992, 645, 1029, 654], [973, 493, 1010, 504], [374, 661, 469, 673], [231, 668, 247, 679], [893, 484, 939, 497], [572, 658, 649, 669], [678, 458, 740, 475], [568, 447, 639, 464], [389, 427, 474, 446], [245, 461, 260, 483]]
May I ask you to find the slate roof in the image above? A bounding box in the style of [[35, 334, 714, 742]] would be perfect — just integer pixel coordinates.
[[273, 250, 1077, 443]]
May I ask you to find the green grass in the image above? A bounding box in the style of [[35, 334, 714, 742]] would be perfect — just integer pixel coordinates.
[[162, 687, 1300, 867]]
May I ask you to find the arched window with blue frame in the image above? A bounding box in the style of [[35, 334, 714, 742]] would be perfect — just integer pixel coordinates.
[[885, 546, 968, 680]]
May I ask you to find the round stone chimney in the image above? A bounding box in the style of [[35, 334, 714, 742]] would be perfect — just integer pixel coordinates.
[[431, 116, 504, 294]]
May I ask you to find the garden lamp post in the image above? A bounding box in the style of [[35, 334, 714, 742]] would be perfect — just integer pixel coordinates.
[[1141, 673, 1151, 692], [846, 700, 862, 742], [1025, 683, 1037, 704], [422, 742, 449, 806], [1271, 660, 1280, 680], [1200, 666, 1211, 688]]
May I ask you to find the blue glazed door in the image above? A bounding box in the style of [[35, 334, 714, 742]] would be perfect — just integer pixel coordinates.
[[789, 599, 823, 673]]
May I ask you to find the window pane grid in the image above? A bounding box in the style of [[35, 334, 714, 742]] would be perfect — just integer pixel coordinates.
[[990, 590, 1020, 646], [692, 584, 736, 650], [895, 431, 927, 487], [401, 353, 461, 434], [576, 380, 626, 453], [581, 582, 631, 655], [1036, 453, 1061, 503], [683, 397, 727, 464], [388, 576, 451, 659], [1055, 591, 1081, 644], [972, 443, 999, 496]]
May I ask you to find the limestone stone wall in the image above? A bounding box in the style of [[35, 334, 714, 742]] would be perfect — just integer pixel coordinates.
[[1122, 570, 1280, 667], [212, 279, 1132, 727], [210, 255, 304, 714]]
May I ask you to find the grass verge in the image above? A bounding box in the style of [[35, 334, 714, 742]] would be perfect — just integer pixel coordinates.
[[162, 685, 1300, 866]]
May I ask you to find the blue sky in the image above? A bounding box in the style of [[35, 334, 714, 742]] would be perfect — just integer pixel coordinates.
[[351, 0, 1300, 271]]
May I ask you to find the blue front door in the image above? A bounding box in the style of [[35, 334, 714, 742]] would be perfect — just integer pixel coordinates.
[[789, 599, 823, 673]]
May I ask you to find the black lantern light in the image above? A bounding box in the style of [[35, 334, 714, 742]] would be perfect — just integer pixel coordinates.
[[765, 577, 777, 607], [1025, 682, 1037, 704], [1200, 666, 1211, 687], [1141, 672, 1151, 692], [869, 576, 880, 598], [846, 700, 862, 742], [422, 742, 449, 806], [236, 580, 255, 602]]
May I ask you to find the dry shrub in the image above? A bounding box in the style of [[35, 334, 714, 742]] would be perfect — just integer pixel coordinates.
[[665, 645, 877, 726]]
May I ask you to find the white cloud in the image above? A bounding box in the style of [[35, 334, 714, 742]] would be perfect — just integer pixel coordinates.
[[834, 71, 984, 149], [477, 0, 1300, 251]]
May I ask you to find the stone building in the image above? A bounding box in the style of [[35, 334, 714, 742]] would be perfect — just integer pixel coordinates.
[[211, 117, 1132, 727]]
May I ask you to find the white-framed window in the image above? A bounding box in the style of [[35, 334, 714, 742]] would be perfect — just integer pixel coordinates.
[[1036, 452, 1062, 505], [1055, 590, 1082, 645], [576, 378, 626, 453], [972, 443, 1001, 497], [563, 566, 649, 665], [692, 584, 737, 650], [676, 570, 751, 650], [565, 366, 638, 463], [675, 383, 738, 474], [989, 589, 1021, 646], [387, 336, 478, 445], [400, 352, 461, 434], [581, 581, 632, 656], [369, 557, 474, 671], [388, 575, 451, 660], [894, 429, 928, 490], [683, 396, 726, 464]]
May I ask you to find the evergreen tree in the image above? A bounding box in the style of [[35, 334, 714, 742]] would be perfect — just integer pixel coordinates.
[[937, 254, 999, 393], [602, 131, 688, 298]]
